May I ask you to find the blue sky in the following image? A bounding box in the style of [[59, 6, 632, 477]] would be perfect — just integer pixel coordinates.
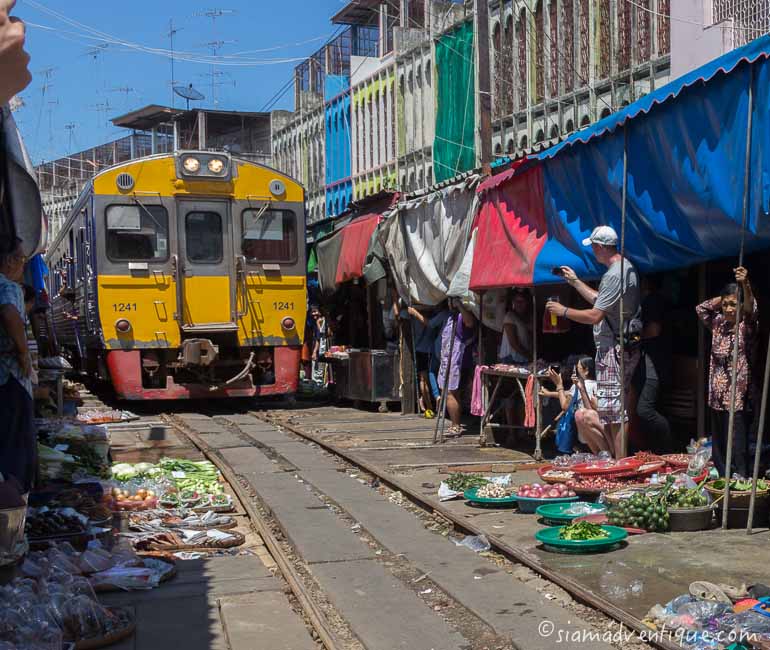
[[15, 0, 345, 163]]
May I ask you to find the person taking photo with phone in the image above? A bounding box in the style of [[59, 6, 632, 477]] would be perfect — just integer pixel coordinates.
[[545, 226, 642, 458]]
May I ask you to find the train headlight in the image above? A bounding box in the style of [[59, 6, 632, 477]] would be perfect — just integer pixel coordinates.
[[281, 317, 296, 331], [183, 156, 201, 174], [207, 158, 225, 174], [115, 319, 132, 333]]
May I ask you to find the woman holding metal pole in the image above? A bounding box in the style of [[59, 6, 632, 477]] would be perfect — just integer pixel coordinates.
[[435, 299, 477, 439], [695, 267, 757, 478]]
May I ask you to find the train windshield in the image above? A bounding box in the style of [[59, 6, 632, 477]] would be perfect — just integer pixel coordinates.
[[241, 208, 296, 263], [106, 204, 169, 261]]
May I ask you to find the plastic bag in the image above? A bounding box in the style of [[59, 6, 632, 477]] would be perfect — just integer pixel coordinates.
[[438, 483, 462, 501], [89, 566, 160, 591], [688, 446, 712, 476], [452, 535, 491, 553], [676, 600, 732, 628]]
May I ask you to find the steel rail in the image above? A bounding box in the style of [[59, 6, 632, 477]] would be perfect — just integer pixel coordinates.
[[169, 416, 345, 650], [252, 410, 682, 650]]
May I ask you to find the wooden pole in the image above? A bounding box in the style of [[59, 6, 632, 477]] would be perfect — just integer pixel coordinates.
[[474, 0, 492, 174], [532, 291, 542, 460], [618, 129, 629, 459], [722, 67, 754, 529], [747, 334, 770, 533]]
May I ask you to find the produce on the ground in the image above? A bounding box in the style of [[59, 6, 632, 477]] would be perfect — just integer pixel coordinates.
[[105, 487, 158, 511], [476, 483, 515, 499], [517, 483, 576, 499], [445, 473, 489, 491], [558, 521, 610, 541], [607, 485, 672, 532], [570, 476, 626, 492], [666, 485, 709, 509], [49, 489, 112, 522], [708, 477, 768, 492], [25, 510, 87, 538], [111, 462, 162, 481], [541, 469, 575, 481]]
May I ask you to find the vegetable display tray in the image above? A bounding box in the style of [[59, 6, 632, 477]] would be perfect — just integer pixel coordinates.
[[535, 525, 628, 553], [535, 502, 606, 526], [515, 495, 578, 514], [463, 487, 518, 506]]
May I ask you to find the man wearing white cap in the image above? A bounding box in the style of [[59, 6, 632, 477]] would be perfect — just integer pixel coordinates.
[[546, 226, 642, 457]]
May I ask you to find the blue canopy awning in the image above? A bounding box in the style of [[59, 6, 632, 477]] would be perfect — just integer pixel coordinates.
[[525, 34, 770, 279]]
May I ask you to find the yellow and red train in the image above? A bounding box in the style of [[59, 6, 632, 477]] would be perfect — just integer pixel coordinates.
[[47, 151, 307, 400]]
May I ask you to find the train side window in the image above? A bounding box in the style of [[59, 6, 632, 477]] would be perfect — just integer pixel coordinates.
[[105, 204, 169, 262], [185, 211, 223, 264], [241, 209, 297, 263]]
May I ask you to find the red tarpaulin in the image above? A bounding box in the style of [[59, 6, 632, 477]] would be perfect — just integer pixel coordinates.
[[470, 164, 548, 290], [335, 213, 381, 284]]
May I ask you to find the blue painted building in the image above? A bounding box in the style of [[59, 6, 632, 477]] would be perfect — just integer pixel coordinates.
[[325, 83, 353, 218]]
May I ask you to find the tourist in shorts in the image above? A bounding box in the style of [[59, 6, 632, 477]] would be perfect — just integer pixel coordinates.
[[545, 226, 642, 458]]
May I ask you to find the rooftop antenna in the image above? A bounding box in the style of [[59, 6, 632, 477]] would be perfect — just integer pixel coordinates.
[[64, 122, 77, 151], [165, 19, 183, 107], [46, 98, 59, 158], [110, 86, 137, 109], [173, 83, 205, 110], [196, 43, 235, 106], [89, 100, 112, 139], [194, 9, 235, 108], [84, 44, 108, 61]]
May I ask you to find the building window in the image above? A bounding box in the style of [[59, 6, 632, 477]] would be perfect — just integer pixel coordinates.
[[493, 22, 502, 119], [535, 129, 545, 143], [516, 10, 528, 109], [566, 118, 574, 132], [636, 0, 651, 62], [657, 0, 670, 55], [535, 1, 545, 102], [495, 142, 503, 156], [562, 0, 574, 92], [600, 107, 611, 118], [520, 135, 528, 149], [503, 15, 514, 114], [549, 0, 558, 97], [598, 0, 611, 78], [408, 0, 425, 28], [506, 138, 514, 154], [619, 0, 632, 71], [580, 114, 590, 126], [579, 0, 589, 83], [550, 123, 559, 139]]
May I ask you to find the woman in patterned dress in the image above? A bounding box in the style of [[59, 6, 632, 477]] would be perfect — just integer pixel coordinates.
[[696, 267, 757, 477]]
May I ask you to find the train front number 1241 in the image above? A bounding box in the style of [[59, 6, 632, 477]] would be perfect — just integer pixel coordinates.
[[113, 303, 138, 312], [273, 301, 294, 311]]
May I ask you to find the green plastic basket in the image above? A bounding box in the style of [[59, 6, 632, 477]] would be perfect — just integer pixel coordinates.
[[535, 525, 628, 553], [463, 487, 518, 506], [535, 502, 607, 526]]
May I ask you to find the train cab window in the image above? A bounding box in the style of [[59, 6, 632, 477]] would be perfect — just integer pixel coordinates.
[[241, 209, 296, 263], [106, 204, 169, 262], [185, 212, 223, 264]]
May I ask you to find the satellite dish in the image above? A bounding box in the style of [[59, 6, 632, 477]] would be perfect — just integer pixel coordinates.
[[173, 84, 205, 109]]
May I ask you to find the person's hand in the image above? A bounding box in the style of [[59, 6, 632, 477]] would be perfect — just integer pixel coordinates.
[[0, 1, 31, 105], [571, 371, 579, 385], [19, 351, 31, 377], [538, 387, 549, 397], [560, 266, 577, 284], [547, 367, 562, 389], [312, 352, 318, 362], [407, 306, 419, 318], [545, 301, 563, 316], [734, 266, 749, 285]]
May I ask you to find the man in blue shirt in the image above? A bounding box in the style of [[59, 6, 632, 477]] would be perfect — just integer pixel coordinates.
[[0, 239, 36, 492]]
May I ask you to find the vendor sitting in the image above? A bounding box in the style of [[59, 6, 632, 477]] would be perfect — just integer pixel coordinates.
[[540, 357, 602, 455]]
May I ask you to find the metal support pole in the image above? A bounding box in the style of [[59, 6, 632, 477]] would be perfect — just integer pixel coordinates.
[[747, 333, 770, 533], [532, 291, 542, 460], [619, 129, 629, 459], [434, 312, 458, 445], [723, 68, 753, 529]]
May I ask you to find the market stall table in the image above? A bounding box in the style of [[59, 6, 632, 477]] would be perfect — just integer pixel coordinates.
[[478, 365, 547, 459]]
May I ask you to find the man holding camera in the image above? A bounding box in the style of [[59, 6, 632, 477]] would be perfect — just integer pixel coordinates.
[[546, 226, 642, 457]]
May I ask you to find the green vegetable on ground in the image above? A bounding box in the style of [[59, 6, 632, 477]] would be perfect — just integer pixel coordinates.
[[446, 473, 490, 491], [558, 521, 610, 541]]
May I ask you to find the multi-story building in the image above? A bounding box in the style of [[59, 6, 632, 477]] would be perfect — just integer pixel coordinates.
[[670, 0, 770, 78], [488, 0, 672, 157]]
